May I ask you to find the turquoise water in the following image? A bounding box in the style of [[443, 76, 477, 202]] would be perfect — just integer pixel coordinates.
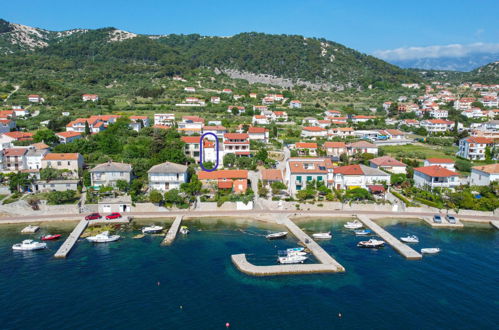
[[0, 219, 497, 329]]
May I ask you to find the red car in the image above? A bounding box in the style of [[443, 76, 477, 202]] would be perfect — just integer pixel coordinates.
[[105, 212, 122, 220], [85, 213, 102, 220]]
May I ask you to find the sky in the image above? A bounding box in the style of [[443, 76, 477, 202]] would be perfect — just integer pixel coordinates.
[[3, 0, 499, 60]]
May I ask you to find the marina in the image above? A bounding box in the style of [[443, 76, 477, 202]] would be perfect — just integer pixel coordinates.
[[54, 220, 89, 258], [161, 215, 183, 245], [356, 215, 422, 260]]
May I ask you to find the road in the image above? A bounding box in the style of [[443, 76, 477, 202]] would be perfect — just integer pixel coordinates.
[[0, 209, 496, 224], [3, 85, 19, 104]]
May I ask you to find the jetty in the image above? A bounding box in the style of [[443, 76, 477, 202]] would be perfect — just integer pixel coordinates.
[[54, 220, 89, 258], [161, 215, 183, 245], [356, 215, 422, 260], [421, 215, 464, 228], [491, 221, 499, 230], [231, 215, 345, 276]]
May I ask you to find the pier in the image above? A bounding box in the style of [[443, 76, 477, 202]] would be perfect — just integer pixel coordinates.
[[54, 220, 89, 258], [356, 215, 422, 260], [161, 215, 183, 245], [231, 215, 345, 276], [421, 216, 464, 228], [491, 221, 499, 230]]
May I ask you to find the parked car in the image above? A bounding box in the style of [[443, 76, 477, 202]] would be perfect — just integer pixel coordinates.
[[446, 215, 457, 224], [85, 213, 102, 220], [105, 212, 122, 220], [433, 215, 442, 223]]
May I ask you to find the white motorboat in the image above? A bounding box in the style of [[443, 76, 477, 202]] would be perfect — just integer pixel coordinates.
[[86, 231, 120, 243], [312, 232, 332, 239], [12, 239, 47, 251], [141, 226, 164, 234], [266, 231, 288, 239], [400, 235, 419, 243], [357, 239, 385, 248], [421, 248, 440, 254], [179, 226, 189, 235], [286, 251, 308, 256], [344, 220, 363, 229], [354, 229, 372, 236], [21, 225, 39, 233], [277, 255, 308, 264], [286, 247, 305, 253]]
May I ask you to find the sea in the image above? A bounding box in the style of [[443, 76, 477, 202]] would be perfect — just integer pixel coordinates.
[[0, 217, 497, 330]]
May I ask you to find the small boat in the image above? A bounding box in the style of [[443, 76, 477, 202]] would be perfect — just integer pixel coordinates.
[[179, 226, 189, 235], [400, 235, 419, 243], [312, 232, 332, 239], [421, 248, 440, 254], [86, 231, 120, 243], [41, 234, 62, 241], [286, 247, 305, 253], [277, 255, 308, 264], [21, 225, 39, 233], [357, 239, 385, 248], [278, 250, 307, 257], [141, 225, 164, 234], [354, 229, 372, 236], [12, 239, 47, 251], [266, 231, 288, 239], [344, 220, 363, 229]]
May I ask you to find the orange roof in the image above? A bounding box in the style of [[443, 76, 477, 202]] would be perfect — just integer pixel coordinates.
[[3, 131, 34, 140], [224, 133, 249, 140], [465, 136, 493, 144], [182, 116, 205, 123], [4, 148, 27, 156], [425, 119, 454, 124], [56, 131, 82, 138], [334, 164, 364, 175], [203, 125, 226, 130], [130, 115, 148, 120], [233, 179, 248, 193], [218, 180, 233, 189], [197, 170, 248, 180], [426, 158, 454, 164], [324, 142, 346, 148], [254, 115, 266, 119], [181, 136, 202, 144], [296, 142, 317, 149], [385, 129, 404, 135], [370, 156, 406, 167], [472, 163, 499, 174], [303, 126, 326, 132], [261, 169, 283, 181], [415, 166, 459, 177], [43, 153, 80, 161], [288, 160, 330, 174], [248, 127, 267, 133]]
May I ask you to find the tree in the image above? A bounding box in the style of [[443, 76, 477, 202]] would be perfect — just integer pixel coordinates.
[[8, 172, 33, 192], [257, 180, 268, 197], [455, 159, 471, 172], [270, 181, 287, 194], [202, 161, 214, 170], [33, 129, 58, 144], [47, 190, 77, 205], [116, 180, 129, 192], [344, 188, 372, 201], [164, 189, 184, 205], [40, 168, 65, 181], [84, 121, 91, 136], [149, 190, 163, 204], [255, 148, 268, 162], [223, 153, 236, 167]]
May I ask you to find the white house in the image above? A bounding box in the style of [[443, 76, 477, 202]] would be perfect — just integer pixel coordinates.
[[470, 164, 499, 186], [26, 149, 49, 170], [347, 141, 379, 155], [333, 164, 390, 190], [323, 142, 347, 159], [252, 115, 269, 125], [289, 100, 302, 108], [285, 158, 334, 196], [202, 125, 227, 140], [430, 109, 448, 119], [147, 162, 188, 192], [129, 116, 150, 132], [90, 161, 133, 188], [248, 127, 269, 142], [28, 94, 42, 103], [211, 96, 221, 104], [423, 158, 455, 171], [370, 156, 407, 174], [421, 119, 457, 133], [457, 136, 494, 160], [295, 142, 318, 156], [56, 131, 82, 144], [414, 166, 460, 189], [82, 94, 99, 102], [301, 126, 327, 139], [154, 113, 175, 127]]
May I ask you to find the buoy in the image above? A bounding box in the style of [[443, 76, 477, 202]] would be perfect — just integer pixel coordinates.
[[180, 305, 183, 309], [226, 322, 230, 328], [157, 281, 160, 286], [338, 312, 342, 318]]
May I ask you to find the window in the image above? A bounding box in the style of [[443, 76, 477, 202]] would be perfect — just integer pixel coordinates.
[[307, 176, 312, 181], [57, 161, 62, 166], [317, 176, 323, 181], [296, 176, 302, 181]]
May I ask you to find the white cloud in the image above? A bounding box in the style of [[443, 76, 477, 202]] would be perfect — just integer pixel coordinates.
[[373, 43, 499, 61]]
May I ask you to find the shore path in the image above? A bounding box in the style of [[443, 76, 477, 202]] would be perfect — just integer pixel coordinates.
[[0, 209, 496, 224]]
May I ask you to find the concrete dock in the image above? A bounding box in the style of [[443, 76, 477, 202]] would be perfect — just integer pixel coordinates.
[[54, 220, 89, 258], [421, 216, 464, 228], [231, 215, 345, 276], [357, 215, 422, 260], [491, 221, 499, 230], [161, 215, 183, 245]]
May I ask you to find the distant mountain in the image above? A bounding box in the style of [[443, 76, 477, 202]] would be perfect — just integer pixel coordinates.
[[388, 53, 499, 72], [0, 19, 419, 89], [470, 61, 499, 84]]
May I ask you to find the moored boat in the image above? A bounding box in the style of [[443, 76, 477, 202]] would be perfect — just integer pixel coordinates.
[[278, 250, 307, 257], [286, 247, 305, 253], [12, 239, 47, 251], [180, 226, 189, 235], [41, 234, 62, 241], [344, 220, 363, 229], [400, 235, 419, 243], [141, 225, 164, 234], [312, 232, 332, 239], [277, 254, 308, 264], [354, 229, 372, 236], [266, 231, 287, 239], [421, 248, 440, 254], [357, 239, 385, 248], [86, 231, 120, 243]]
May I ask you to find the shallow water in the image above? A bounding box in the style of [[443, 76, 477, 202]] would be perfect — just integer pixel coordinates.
[[0, 218, 497, 329]]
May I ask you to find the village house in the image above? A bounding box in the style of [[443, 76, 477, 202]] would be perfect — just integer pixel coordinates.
[[249, 93, 258, 99], [33, 180, 79, 193], [3, 148, 28, 171], [481, 96, 498, 108], [457, 136, 494, 161], [154, 113, 175, 127], [421, 119, 457, 133], [178, 116, 204, 135], [423, 158, 455, 171], [430, 109, 448, 119], [148, 162, 188, 192], [347, 141, 378, 155], [413, 166, 460, 189], [328, 127, 354, 138], [0, 131, 34, 150], [56, 131, 82, 144], [323, 142, 347, 160], [317, 120, 331, 129], [295, 142, 318, 156], [272, 111, 288, 121], [0, 119, 15, 134], [454, 97, 475, 110], [289, 100, 302, 108], [228, 106, 245, 115], [129, 116, 150, 132], [82, 94, 99, 102], [253, 105, 268, 112], [260, 169, 283, 185], [202, 125, 227, 140], [324, 110, 342, 117], [90, 161, 133, 188], [370, 156, 407, 174], [262, 97, 274, 105], [301, 126, 327, 139], [252, 115, 269, 125], [41, 153, 84, 178], [197, 169, 248, 194], [462, 108, 486, 119], [247, 126, 269, 142], [184, 87, 196, 92], [211, 96, 221, 104], [352, 115, 376, 123], [26, 149, 49, 170], [302, 117, 319, 126], [28, 94, 42, 103], [223, 133, 250, 156], [333, 164, 390, 190], [470, 164, 499, 186], [181, 136, 202, 162], [285, 158, 334, 196]]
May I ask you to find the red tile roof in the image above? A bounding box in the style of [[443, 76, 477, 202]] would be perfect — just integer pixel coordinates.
[[56, 131, 82, 138], [43, 153, 81, 161], [261, 169, 283, 181], [296, 142, 317, 149], [370, 156, 406, 167], [426, 158, 454, 164], [303, 126, 326, 132], [224, 133, 249, 140], [3, 131, 34, 140], [181, 136, 202, 144], [248, 127, 267, 133], [4, 148, 27, 156], [197, 170, 248, 180], [334, 164, 364, 175], [465, 136, 494, 144], [414, 166, 458, 177], [324, 142, 346, 148], [472, 164, 499, 174]]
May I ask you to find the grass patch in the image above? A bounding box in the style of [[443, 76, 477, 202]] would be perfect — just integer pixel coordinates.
[[380, 144, 458, 161]]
